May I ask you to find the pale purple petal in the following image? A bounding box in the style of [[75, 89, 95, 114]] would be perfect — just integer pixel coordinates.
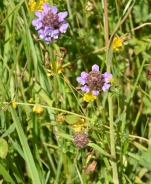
[[59, 23, 69, 33], [43, 3, 51, 13], [102, 83, 111, 92], [38, 29, 45, 38], [81, 85, 90, 93], [32, 20, 43, 30], [92, 64, 99, 71], [50, 6, 58, 14], [51, 30, 59, 39], [76, 72, 88, 85], [44, 37, 52, 44], [102, 72, 113, 83], [35, 11, 43, 18], [92, 90, 99, 96], [58, 12, 68, 22], [76, 77, 86, 85]]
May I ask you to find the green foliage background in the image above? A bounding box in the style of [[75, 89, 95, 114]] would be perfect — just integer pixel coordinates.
[[0, 0, 151, 183]]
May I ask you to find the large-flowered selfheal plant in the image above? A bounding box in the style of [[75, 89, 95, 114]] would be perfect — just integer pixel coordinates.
[[77, 64, 113, 96], [32, 3, 69, 44]]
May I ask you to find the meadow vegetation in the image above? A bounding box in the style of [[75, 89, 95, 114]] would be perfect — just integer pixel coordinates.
[[0, 0, 151, 183]]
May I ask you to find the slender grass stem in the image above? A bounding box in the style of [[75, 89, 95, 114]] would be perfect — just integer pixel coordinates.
[[104, 0, 119, 183]]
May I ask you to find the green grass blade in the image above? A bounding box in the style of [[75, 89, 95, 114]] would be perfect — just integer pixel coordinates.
[[0, 163, 16, 184], [10, 106, 42, 184]]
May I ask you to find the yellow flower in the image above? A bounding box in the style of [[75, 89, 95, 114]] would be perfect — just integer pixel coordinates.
[[12, 100, 17, 109], [28, 0, 48, 13], [83, 91, 97, 102], [33, 105, 44, 114], [108, 77, 114, 84], [28, 98, 34, 103], [71, 118, 86, 132], [47, 62, 62, 76], [112, 37, 122, 51]]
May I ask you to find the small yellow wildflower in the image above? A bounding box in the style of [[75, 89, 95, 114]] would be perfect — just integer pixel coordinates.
[[83, 91, 97, 102], [71, 118, 86, 132], [28, 98, 34, 103], [28, 0, 48, 13], [108, 77, 114, 84], [12, 100, 17, 109], [112, 37, 122, 51], [33, 105, 44, 114], [47, 62, 62, 76]]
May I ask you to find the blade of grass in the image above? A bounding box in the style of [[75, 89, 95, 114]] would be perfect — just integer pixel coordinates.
[[10, 106, 42, 184], [0, 163, 16, 184]]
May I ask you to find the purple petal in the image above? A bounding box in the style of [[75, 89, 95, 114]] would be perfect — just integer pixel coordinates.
[[43, 3, 51, 13], [58, 12, 68, 22], [92, 90, 99, 96], [81, 85, 90, 93], [76, 72, 88, 85], [32, 20, 42, 30], [92, 64, 99, 71], [50, 6, 58, 14], [102, 83, 111, 92], [35, 11, 43, 18], [51, 30, 60, 39], [102, 72, 113, 83], [44, 37, 52, 44], [38, 29, 45, 39], [59, 23, 69, 33], [81, 71, 88, 78]]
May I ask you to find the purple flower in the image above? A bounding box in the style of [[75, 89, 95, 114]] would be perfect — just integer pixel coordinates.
[[73, 132, 89, 148], [32, 3, 69, 44], [76, 64, 113, 96]]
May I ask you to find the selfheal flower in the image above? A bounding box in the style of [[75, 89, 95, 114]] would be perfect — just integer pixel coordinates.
[[76, 64, 113, 96], [32, 3, 69, 44], [73, 132, 89, 148]]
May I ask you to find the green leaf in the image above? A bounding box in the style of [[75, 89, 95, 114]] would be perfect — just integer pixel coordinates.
[[114, 112, 125, 123], [87, 143, 114, 158], [65, 115, 79, 124], [54, 131, 74, 141], [139, 145, 151, 171], [1, 123, 15, 138], [0, 163, 15, 184], [10, 106, 42, 184], [0, 138, 8, 159]]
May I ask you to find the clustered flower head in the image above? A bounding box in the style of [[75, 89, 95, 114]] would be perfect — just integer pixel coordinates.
[[112, 37, 122, 51], [33, 105, 44, 114], [28, 0, 48, 13], [73, 131, 89, 148], [77, 64, 113, 97], [71, 118, 86, 132], [32, 3, 69, 44], [12, 100, 17, 109]]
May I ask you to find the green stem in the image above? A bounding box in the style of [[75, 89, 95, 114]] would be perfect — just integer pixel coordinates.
[[55, 152, 63, 183], [104, 0, 119, 183]]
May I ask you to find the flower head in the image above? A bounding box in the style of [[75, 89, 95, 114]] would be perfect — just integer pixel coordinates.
[[33, 105, 44, 114], [112, 37, 122, 51], [73, 131, 89, 148], [32, 3, 69, 44], [28, 0, 48, 13], [83, 91, 97, 102], [12, 100, 17, 109], [77, 64, 113, 96], [71, 118, 86, 132], [47, 61, 62, 76]]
